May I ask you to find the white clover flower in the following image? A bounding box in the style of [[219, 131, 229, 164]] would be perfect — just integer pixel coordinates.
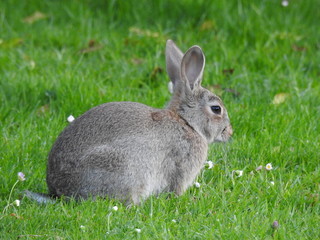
[[135, 228, 141, 233], [234, 170, 243, 177], [112, 206, 118, 211], [14, 200, 20, 207], [172, 219, 177, 223], [168, 81, 174, 94], [194, 182, 201, 188], [265, 163, 273, 171], [67, 115, 75, 123], [270, 181, 275, 186], [281, 0, 289, 7], [18, 172, 26, 181], [232, 170, 243, 177], [80, 225, 85, 230], [205, 161, 214, 169]]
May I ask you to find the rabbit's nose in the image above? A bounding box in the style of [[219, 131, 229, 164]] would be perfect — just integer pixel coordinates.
[[226, 124, 233, 137]]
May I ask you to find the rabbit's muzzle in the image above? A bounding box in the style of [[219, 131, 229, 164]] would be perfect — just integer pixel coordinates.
[[217, 124, 233, 142], [226, 124, 233, 137]]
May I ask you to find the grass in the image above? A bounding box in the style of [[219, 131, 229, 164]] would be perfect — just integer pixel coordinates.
[[0, 0, 319, 239]]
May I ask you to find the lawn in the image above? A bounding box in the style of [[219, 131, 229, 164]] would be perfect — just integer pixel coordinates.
[[0, 0, 319, 239]]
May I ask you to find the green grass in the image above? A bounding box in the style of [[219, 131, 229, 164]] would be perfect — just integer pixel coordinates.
[[1, 0, 319, 239]]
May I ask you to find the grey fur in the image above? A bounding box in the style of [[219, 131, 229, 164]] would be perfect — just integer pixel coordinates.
[[46, 40, 233, 204], [23, 190, 56, 204]]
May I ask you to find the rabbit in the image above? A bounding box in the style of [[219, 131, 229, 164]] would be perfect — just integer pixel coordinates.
[[45, 39, 233, 204]]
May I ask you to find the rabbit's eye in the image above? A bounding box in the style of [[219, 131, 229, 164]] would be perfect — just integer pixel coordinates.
[[211, 105, 221, 114]]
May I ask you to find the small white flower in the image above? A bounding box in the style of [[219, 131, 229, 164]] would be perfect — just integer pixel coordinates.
[[234, 170, 243, 177], [237, 170, 243, 177], [80, 225, 85, 230], [270, 181, 275, 186], [172, 219, 177, 223], [205, 161, 214, 169], [168, 81, 174, 94], [135, 228, 141, 233], [281, 0, 289, 7], [18, 172, 26, 181], [14, 200, 20, 206], [67, 115, 75, 123], [112, 206, 118, 211], [265, 163, 273, 171], [194, 182, 201, 188]]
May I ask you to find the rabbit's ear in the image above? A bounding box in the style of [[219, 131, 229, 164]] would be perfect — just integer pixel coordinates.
[[181, 46, 205, 90], [166, 40, 183, 86]]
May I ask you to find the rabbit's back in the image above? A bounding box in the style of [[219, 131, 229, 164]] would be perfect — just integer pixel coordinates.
[[49, 102, 154, 155]]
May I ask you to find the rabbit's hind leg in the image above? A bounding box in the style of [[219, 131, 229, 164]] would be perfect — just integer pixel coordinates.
[[77, 145, 149, 203]]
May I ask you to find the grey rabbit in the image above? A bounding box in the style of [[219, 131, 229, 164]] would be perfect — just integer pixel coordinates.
[[44, 40, 233, 204]]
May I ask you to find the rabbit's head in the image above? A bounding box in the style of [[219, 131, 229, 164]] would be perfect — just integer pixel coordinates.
[[166, 40, 232, 144]]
